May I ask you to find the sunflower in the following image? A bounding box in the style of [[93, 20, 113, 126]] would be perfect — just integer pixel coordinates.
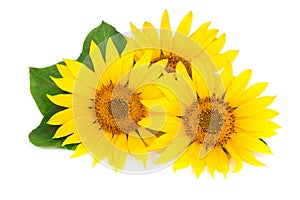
[[130, 9, 239, 77], [147, 62, 279, 178], [46, 38, 173, 171]]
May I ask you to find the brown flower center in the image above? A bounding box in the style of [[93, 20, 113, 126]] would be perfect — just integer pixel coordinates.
[[94, 83, 148, 134], [183, 96, 235, 148], [151, 52, 192, 76]]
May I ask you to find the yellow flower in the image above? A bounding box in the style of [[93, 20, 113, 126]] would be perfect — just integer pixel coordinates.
[[46, 38, 173, 171], [148, 62, 279, 178], [130, 9, 238, 76]]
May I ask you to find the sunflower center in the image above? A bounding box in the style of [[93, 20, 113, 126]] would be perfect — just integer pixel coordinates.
[[94, 83, 147, 134], [199, 109, 225, 134], [111, 99, 128, 119], [151, 52, 192, 76], [183, 96, 235, 147]]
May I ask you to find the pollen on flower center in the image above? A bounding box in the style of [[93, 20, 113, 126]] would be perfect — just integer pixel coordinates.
[[183, 96, 236, 147], [199, 109, 225, 134], [111, 98, 128, 119], [94, 83, 148, 134], [151, 52, 192, 76]]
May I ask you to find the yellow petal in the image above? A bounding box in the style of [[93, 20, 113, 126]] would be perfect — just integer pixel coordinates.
[[143, 22, 159, 40], [233, 82, 268, 106], [155, 82, 179, 104], [160, 9, 173, 52], [161, 117, 182, 132], [105, 38, 120, 65], [128, 133, 148, 168], [47, 108, 73, 125], [215, 148, 230, 178], [224, 143, 243, 172], [130, 22, 149, 47], [223, 50, 239, 62], [192, 157, 206, 178], [231, 133, 272, 154], [96, 69, 111, 87], [120, 46, 134, 77], [221, 63, 233, 90], [234, 96, 276, 117], [128, 67, 148, 90], [134, 49, 152, 67], [106, 135, 119, 168], [205, 34, 226, 55], [141, 98, 180, 116], [176, 61, 196, 91], [72, 79, 96, 99], [89, 40, 106, 77], [158, 71, 195, 107], [191, 66, 209, 98], [210, 54, 228, 70], [63, 59, 81, 77], [161, 9, 171, 30], [235, 127, 277, 138], [89, 131, 111, 162], [107, 58, 123, 85], [128, 52, 152, 88], [113, 135, 128, 170], [143, 22, 160, 54], [155, 135, 191, 164], [63, 60, 96, 88], [270, 121, 281, 129], [52, 119, 75, 139], [138, 115, 167, 131], [50, 77, 74, 93], [137, 84, 164, 100], [175, 62, 197, 102], [174, 142, 197, 172], [56, 64, 74, 79], [146, 133, 174, 150], [46, 94, 72, 108], [62, 132, 81, 146], [226, 69, 252, 102], [114, 133, 128, 152], [73, 115, 98, 133], [92, 158, 100, 167], [76, 123, 105, 150], [235, 118, 271, 132], [125, 37, 144, 60], [198, 29, 219, 49], [190, 22, 211, 43], [231, 142, 265, 166], [141, 60, 166, 83], [254, 109, 279, 119], [127, 134, 146, 154], [176, 11, 193, 35], [71, 143, 88, 158], [72, 93, 94, 107], [205, 149, 218, 178]]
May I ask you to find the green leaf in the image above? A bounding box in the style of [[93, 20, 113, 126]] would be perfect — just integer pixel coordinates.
[[29, 105, 78, 150], [77, 20, 126, 70], [29, 65, 64, 115]]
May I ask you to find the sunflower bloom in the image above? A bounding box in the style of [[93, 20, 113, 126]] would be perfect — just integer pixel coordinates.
[[46, 38, 173, 171], [148, 62, 279, 178], [130, 9, 238, 76]]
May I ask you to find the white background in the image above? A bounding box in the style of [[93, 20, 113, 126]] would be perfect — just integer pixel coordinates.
[[0, 0, 299, 199]]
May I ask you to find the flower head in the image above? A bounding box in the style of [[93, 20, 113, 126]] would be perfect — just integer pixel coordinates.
[[148, 62, 279, 178], [47, 38, 173, 171], [130, 10, 239, 76]]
